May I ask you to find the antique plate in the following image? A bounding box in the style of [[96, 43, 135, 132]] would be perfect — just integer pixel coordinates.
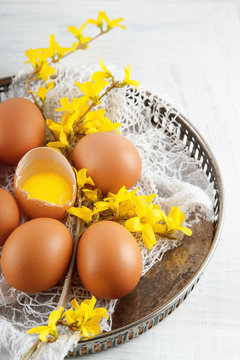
[[0, 77, 224, 357]]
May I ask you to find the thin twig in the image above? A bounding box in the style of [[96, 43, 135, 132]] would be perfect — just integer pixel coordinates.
[[25, 71, 42, 110]]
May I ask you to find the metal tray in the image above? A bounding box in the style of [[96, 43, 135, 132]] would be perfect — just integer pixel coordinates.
[[0, 77, 224, 357]]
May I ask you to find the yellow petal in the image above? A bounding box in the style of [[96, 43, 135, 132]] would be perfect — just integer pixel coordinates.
[[48, 307, 64, 327], [134, 196, 147, 218], [67, 206, 94, 224], [71, 298, 80, 310], [27, 325, 49, 335], [93, 201, 110, 213], [142, 223, 156, 249], [39, 328, 51, 342], [175, 226, 192, 236], [152, 223, 167, 235], [125, 217, 142, 232], [68, 25, 80, 39], [82, 188, 100, 202]]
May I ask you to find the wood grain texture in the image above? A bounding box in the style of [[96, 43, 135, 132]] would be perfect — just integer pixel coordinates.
[[0, 1, 240, 359]]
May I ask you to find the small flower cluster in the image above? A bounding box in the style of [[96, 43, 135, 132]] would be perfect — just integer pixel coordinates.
[[27, 296, 108, 342], [68, 170, 192, 250], [46, 59, 139, 155], [25, 11, 126, 106]]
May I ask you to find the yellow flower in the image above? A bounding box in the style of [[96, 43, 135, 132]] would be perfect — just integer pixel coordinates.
[[105, 186, 137, 217], [75, 80, 109, 104], [73, 168, 95, 189], [67, 206, 95, 224], [121, 65, 140, 89], [54, 96, 89, 134], [153, 206, 192, 237], [38, 61, 55, 82], [46, 119, 72, 138], [64, 296, 108, 337], [68, 22, 91, 45], [82, 188, 101, 202], [24, 48, 50, 69], [86, 11, 125, 30], [46, 128, 70, 150], [125, 196, 165, 249], [48, 34, 72, 59], [80, 109, 121, 135], [93, 201, 110, 213], [91, 58, 113, 83], [86, 11, 105, 28], [27, 307, 64, 342], [30, 81, 54, 103]]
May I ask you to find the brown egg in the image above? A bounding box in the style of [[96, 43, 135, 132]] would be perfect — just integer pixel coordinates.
[[1, 218, 73, 293], [73, 132, 142, 194], [0, 188, 20, 246], [77, 221, 142, 299], [0, 97, 45, 165]]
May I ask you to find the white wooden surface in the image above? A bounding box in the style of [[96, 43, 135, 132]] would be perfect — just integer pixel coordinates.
[[1, 0, 240, 359]]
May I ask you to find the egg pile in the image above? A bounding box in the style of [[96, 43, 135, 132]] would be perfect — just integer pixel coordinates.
[[0, 97, 143, 299]]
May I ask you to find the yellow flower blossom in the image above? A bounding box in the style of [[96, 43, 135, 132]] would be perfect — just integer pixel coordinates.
[[105, 186, 137, 217], [46, 128, 70, 150], [67, 206, 95, 224], [68, 22, 91, 45], [73, 168, 95, 189], [82, 188, 101, 202], [46, 119, 71, 139], [30, 81, 54, 103], [125, 196, 165, 249], [79, 109, 121, 135], [64, 296, 108, 337], [48, 34, 72, 59], [86, 11, 105, 28], [27, 307, 64, 342], [95, 11, 126, 30], [38, 61, 55, 82], [121, 65, 140, 89], [93, 201, 110, 213], [91, 58, 113, 82], [75, 80, 109, 104], [152, 206, 192, 237], [54, 96, 89, 135], [24, 48, 50, 69]]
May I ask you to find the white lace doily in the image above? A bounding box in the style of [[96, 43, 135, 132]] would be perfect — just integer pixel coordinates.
[[0, 62, 214, 360]]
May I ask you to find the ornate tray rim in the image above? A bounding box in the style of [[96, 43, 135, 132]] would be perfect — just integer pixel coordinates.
[[0, 77, 224, 357]]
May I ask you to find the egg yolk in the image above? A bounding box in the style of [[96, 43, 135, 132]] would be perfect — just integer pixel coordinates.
[[22, 171, 72, 205]]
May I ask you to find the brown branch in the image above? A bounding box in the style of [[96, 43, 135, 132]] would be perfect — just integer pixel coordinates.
[[25, 71, 42, 110]]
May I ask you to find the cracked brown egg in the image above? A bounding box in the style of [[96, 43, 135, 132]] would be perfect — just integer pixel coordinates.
[[73, 132, 142, 194], [76, 220, 142, 299], [1, 218, 73, 293], [14, 147, 77, 219]]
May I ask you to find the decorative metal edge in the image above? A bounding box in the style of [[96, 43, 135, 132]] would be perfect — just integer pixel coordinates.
[[67, 274, 202, 357]]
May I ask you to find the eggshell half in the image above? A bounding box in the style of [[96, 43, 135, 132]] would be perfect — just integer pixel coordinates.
[[14, 147, 77, 219]]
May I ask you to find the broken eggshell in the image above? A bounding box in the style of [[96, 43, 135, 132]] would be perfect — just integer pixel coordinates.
[[14, 147, 77, 219]]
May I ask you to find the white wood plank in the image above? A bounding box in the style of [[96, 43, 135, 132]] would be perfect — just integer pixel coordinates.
[[0, 1, 240, 359]]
